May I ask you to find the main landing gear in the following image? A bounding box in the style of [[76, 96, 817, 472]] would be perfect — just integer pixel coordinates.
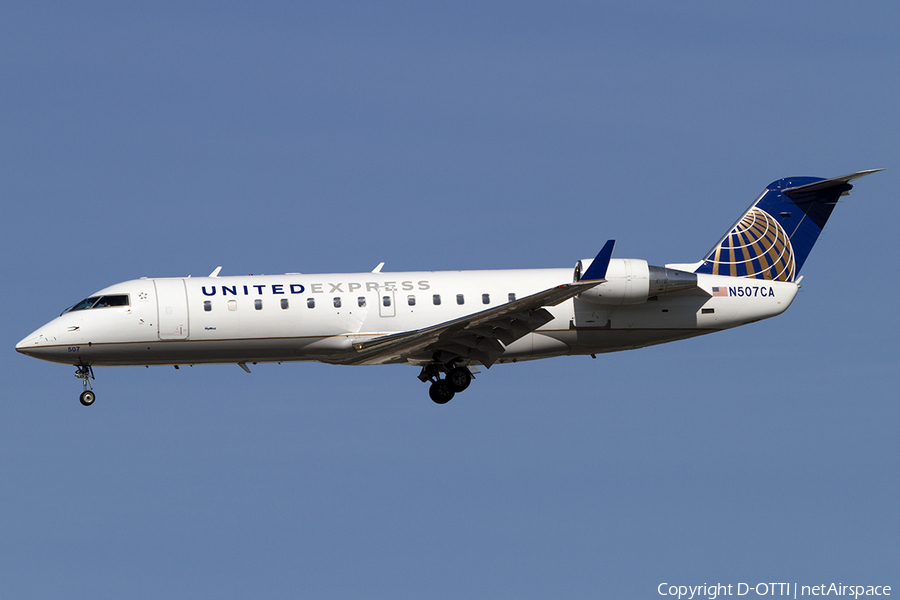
[[420, 364, 473, 404], [75, 364, 95, 406]]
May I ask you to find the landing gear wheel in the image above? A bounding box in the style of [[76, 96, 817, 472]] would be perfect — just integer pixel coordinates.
[[79, 390, 96, 407], [429, 380, 455, 404], [447, 367, 472, 393], [75, 364, 95, 406]]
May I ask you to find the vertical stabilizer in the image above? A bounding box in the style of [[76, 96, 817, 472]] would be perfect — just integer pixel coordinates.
[[694, 169, 881, 281]]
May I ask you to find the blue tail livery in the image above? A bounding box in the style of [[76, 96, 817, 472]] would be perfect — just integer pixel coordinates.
[[695, 169, 883, 281]]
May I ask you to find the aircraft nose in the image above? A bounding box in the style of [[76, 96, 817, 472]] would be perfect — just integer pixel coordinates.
[[16, 323, 59, 356], [16, 332, 39, 353]]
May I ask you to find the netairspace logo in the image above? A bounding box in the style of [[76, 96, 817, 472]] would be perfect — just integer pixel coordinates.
[[657, 582, 891, 599]]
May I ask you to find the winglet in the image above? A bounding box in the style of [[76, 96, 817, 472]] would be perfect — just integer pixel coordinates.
[[580, 240, 616, 281]]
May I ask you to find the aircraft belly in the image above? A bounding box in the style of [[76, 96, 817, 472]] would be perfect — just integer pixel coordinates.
[[531, 333, 570, 358], [74, 337, 337, 366], [493, 333, 569, 363], [618, 295, 710, 327], [546, 328, 713, 355]]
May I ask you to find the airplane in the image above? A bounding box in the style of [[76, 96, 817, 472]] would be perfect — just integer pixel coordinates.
[[16, 169, 881, 406]]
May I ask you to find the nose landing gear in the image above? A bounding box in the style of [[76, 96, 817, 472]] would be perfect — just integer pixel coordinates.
[[79, 390, 95, 406], [75, 364, 95, 406]]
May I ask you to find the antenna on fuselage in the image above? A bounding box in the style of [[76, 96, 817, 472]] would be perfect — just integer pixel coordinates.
[[372, 262, 385, 273], [209, 266, 223, 277]]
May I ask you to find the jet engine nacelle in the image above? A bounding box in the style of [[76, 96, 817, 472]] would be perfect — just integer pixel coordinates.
[[574, 258, 697, 305]]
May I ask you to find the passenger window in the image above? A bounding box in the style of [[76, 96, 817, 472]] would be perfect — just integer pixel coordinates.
[[254, 299, 263, 310], [281, 298, 289, 309], [203, 300, 212, 312], [228, 300, 237, 311], [382, 296, 391, 307], [358, 297, 366, 307], [433, 294, 441, 305], [482, 293, 490, 304], [508, 293, 516, 302], [408, 295, 416, 306], [457, 294, 464, 305], [333, 297, 342, 308], [307, 298, 316, 309]]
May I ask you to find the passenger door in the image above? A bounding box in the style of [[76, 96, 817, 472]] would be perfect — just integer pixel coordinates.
[[155, 279, 189, 340]]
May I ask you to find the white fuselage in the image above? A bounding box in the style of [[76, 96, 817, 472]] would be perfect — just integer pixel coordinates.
[[16, 263, 799, 369]]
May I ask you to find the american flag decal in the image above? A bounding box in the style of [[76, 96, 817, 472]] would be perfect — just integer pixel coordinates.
[[712, 286, 728, 297]]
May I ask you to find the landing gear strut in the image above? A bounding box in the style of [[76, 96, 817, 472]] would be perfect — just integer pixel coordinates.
[[75, 364, 95, 406], [420, 363, 475, 404]]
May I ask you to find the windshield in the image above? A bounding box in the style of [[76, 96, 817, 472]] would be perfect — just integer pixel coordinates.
[[63, 294, 130, 315]]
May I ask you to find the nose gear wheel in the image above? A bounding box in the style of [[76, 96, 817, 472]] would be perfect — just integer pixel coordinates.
[[75, 365, 96, 406]]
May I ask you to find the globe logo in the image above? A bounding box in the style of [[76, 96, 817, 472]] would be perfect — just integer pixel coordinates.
[[708, 207, 795, 281]]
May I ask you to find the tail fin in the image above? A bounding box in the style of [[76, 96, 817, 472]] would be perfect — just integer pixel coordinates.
[[694, 169, 882, 281]]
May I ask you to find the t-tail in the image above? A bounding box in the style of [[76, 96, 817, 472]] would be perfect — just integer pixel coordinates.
[[694, 169, 882, 282]]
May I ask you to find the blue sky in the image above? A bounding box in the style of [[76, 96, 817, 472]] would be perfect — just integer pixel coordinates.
[[2, 2, 897, 598]]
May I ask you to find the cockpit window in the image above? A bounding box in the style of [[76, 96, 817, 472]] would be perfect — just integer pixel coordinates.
[[64, 294, 130, 314], [69, 296, 101, 312], [94, 295, 130, 308]]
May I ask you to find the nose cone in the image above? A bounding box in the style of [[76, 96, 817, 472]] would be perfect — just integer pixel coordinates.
[[16, 322, 60, 359]]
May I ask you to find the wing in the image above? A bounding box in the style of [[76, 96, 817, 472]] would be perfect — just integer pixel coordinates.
[[345, 240, 615, 367], [345, 279, 602, 367]]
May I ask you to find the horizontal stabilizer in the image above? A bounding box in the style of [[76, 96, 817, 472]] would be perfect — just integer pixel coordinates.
[[782, 169, 883, 199]]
